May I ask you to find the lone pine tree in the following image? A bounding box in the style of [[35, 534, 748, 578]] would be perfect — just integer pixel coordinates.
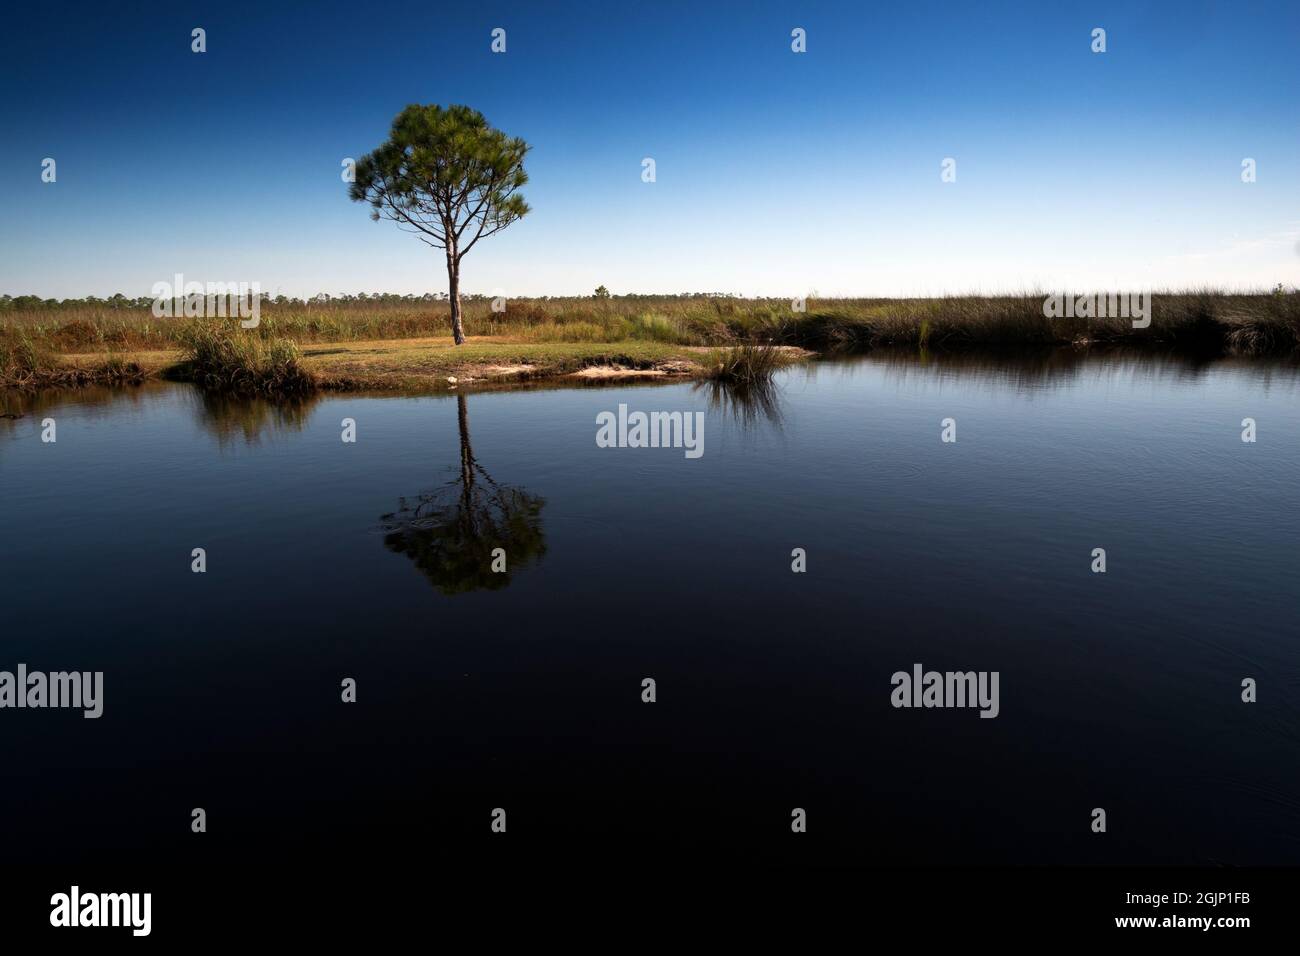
[[350, 104, 530, 344]]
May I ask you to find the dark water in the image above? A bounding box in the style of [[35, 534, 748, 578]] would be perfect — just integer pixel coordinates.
[[3, 350, 1299, 866]]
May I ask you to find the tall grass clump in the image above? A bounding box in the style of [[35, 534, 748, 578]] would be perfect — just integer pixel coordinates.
[[697, 343, 789, 428], [0, 329, 145, 389], [0, 329, 54, 387], [179, 322, 315, 396], [703, 342, 792, 384]]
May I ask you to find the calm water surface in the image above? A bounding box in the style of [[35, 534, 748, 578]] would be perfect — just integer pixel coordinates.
[[3, 350, 1298, 865]]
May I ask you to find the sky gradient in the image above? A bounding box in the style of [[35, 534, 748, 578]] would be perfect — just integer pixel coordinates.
[[2, 0, 1298, 299]]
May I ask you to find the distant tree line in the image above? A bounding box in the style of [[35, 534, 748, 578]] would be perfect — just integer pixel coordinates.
[[0, 291, 748, 312]]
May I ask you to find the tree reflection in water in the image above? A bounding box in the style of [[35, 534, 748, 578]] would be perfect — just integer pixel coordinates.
[[380, 394, 545, 594]]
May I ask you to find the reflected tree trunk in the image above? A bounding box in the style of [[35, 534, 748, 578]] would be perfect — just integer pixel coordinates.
[[379, 394, 545, 594]]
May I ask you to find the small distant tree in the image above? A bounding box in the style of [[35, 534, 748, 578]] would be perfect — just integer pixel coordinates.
[[594, 285, 611, 299], [350, 104, 531, 345]]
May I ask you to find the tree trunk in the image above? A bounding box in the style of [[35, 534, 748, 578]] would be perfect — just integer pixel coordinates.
[[446, 254, 465, 345]]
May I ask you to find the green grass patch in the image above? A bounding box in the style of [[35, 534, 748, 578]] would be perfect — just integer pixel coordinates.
[[179, 322, 315, 396]]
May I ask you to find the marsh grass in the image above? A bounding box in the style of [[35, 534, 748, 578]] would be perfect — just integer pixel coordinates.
[[178, 323, 315, 396], [0, 330, 47, 384], [1, 328, 146, 389], [7, 291, 1298, 357], [5, 290, 1300, 398], [703, 342, 794, 384]]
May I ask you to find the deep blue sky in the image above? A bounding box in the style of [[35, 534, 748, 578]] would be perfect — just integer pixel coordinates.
[[2, 0, 1297, 298]]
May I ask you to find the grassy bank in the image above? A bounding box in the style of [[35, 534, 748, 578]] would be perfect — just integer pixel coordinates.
[[3, 290, 1297, 393], [5, 290, 1299, 352], [0, 330, 149, 390]]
